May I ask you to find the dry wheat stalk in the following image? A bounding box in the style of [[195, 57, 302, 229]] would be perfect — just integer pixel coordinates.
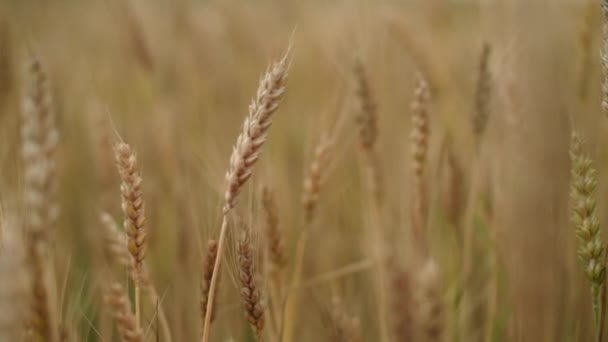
[[202, 45, 291, 342], [473, 44, 491, 145], [602, 0, 608, 116], [0, 217, 32, 342], [415, 259, 444, 342], [200, 239, 219, 330], [410, 72, 431, 253], [21, 55, 60, 342], [106, 283, 144, 342], [237, 230, 265, 340], [570, 132, 606, 326], [302, 134, 332, 224]]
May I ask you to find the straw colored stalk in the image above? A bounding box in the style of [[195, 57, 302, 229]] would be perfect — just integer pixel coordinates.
[[21, 55, 60, 342], [201, 45, 290, 342], [570, 132, 606, 332], [410, 72, 431, 255]]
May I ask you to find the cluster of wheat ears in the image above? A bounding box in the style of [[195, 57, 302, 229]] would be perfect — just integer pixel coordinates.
[[4, 2, 608, 342]]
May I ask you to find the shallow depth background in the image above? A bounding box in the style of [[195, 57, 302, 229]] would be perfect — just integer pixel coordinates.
[[0, 0, 605, 341]]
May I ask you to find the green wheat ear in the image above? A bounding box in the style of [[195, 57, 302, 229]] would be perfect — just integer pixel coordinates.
[[570, 132, 606, 324]]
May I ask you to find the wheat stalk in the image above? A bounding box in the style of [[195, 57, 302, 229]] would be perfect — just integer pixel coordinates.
[[351, 56, 389, 342], [200, 239, 219, 331], [570, 132, 606, 331], [410, 72, 431, 254], [106, 283, 144, 342], [473, 43, 491, 147], [21, 54, 60, 342], [327, 296, 362, 342], [100, 212, 131, 270], [415, 259, 444, 342], [201, 44, 291, 342], [302, 134, 332, 224], [261, 186, 285, 330], [237, 229, 265, 340], [114, 141, 148, 330]]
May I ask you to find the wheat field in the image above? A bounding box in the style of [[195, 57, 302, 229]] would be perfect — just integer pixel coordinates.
[[0, 0, 606, 341]]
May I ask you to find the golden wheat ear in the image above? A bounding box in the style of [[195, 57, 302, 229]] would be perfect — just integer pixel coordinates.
[[202, 43, 291, 342]]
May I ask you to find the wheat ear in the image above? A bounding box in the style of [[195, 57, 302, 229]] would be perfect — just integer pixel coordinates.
[[327, 296, 362, 342], [473, 43, 491, 147], [410, 72, 431, 254], [114, 142, 147, 328], [21, 54, 60, 342], [238, 229, 265, 340], [106, 283, 144, 342], [100, 212, 131, 270], [302, 134, 332, 224], [200, 239, 219, 331], [261, 186, 285, 330], [283, 133, 333, 341], [415, 259, 444, 342], [352, 57, 389, 342], [570, 132, 606, 330], [201, 45, 290, 342]]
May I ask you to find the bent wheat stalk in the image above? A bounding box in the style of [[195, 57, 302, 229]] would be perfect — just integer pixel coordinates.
[[201, 45, 291, 342]]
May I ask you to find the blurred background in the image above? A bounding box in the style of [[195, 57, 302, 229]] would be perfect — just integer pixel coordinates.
[[0, 0, 605, 341]]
